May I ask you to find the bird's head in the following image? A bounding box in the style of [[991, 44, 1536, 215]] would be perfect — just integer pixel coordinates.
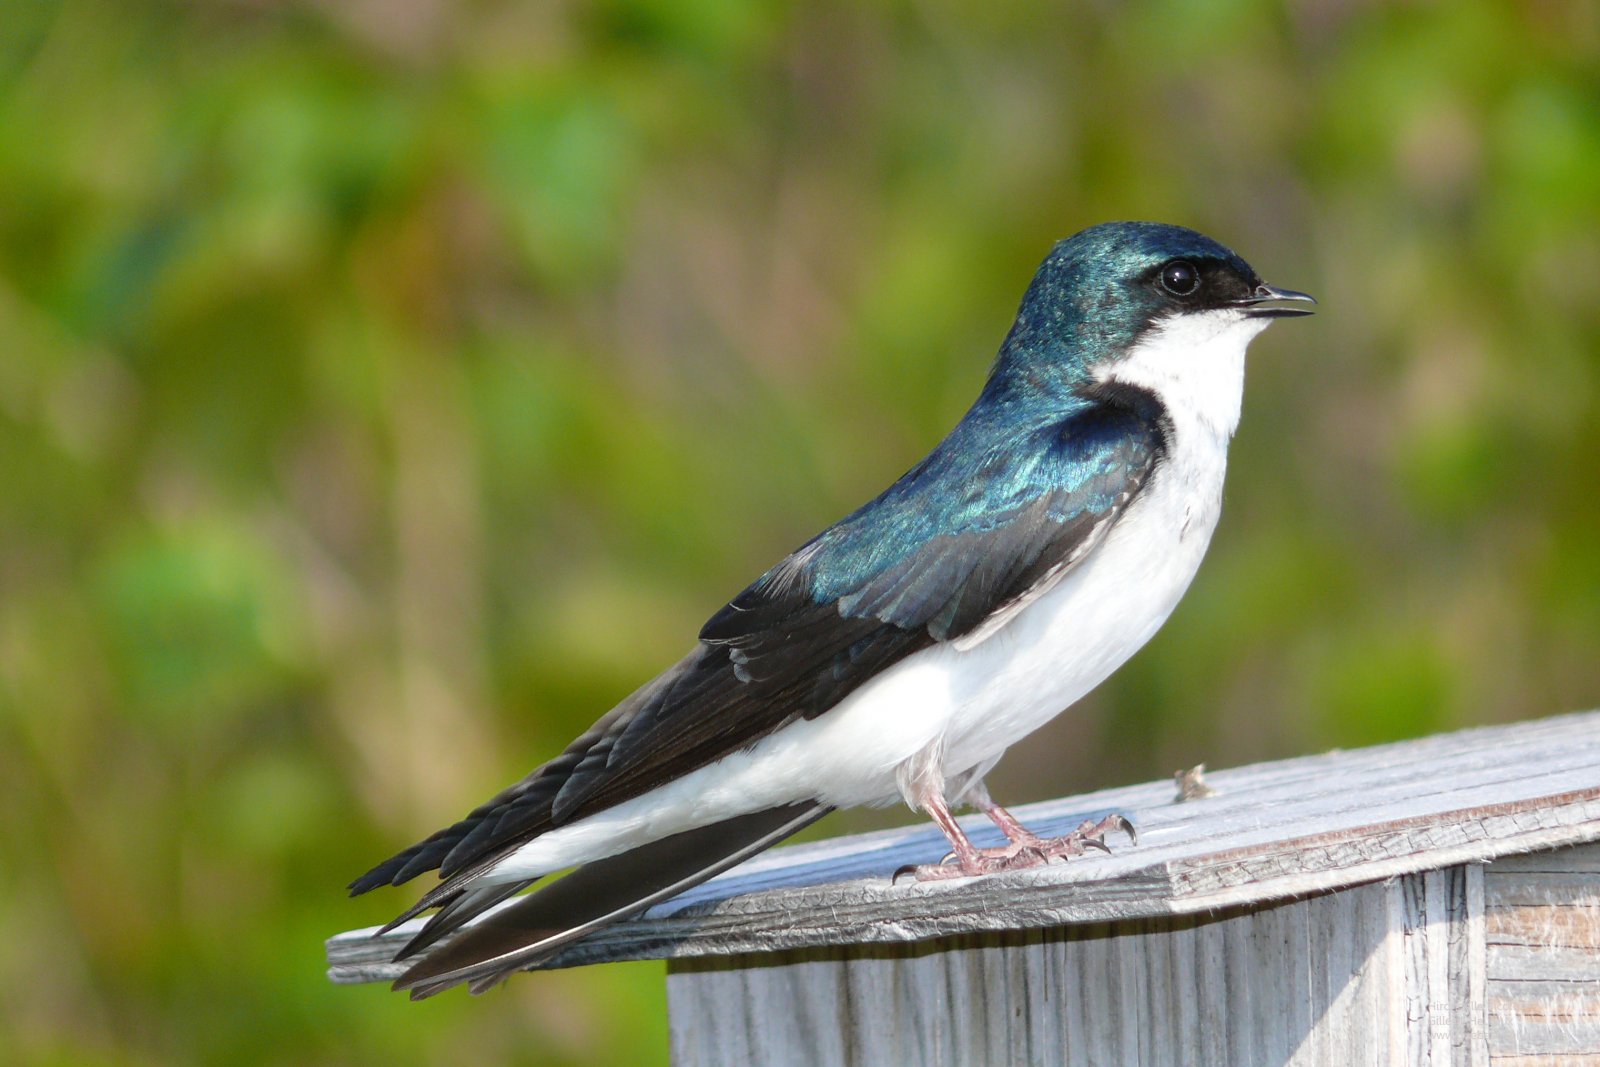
[[991, 221, 1313, 396]]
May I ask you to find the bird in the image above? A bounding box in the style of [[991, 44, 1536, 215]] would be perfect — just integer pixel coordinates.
[[348, 221, 1314, 998]]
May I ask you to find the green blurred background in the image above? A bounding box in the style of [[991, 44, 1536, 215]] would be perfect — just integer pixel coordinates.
[[2, 0, 1597, 1063]]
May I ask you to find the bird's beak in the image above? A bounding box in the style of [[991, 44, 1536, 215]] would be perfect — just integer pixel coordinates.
[[1236, 283, 1317, 319]]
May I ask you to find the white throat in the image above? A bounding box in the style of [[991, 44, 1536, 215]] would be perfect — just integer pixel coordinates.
[[1099, 309, 1269, 442]]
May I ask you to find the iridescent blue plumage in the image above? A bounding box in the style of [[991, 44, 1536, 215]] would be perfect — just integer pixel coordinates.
[[717, 388, 1163, 642], [982, 221, 1254, 396]]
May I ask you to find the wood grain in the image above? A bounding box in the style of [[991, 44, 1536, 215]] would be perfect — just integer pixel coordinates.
[[665, 871, 1489, 1067], [1487, 840, 1600, 1060]]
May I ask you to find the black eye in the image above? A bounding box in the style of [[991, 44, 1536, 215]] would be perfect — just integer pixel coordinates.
[[1159, 260, 1200, 297]]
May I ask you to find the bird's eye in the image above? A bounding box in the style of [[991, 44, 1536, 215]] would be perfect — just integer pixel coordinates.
[[1159, 260, 1200, 297]]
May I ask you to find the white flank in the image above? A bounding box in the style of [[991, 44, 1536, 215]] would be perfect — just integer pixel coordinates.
[[485, 309, 1275, 882]]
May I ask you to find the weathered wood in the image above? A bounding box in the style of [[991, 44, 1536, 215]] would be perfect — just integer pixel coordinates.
[[1489, 944, 1600, 982], [330, 710, 1600, 980], [666, 870, 1490, 1067], [1486, 839, 1600, 1061], [1486, 985, 1600, 1057], [1492, 850, 1600, 874], [1467, 859, 1491, 1067], [1403, 867, 1480, 1066], [1486, 875, 1600, 916]]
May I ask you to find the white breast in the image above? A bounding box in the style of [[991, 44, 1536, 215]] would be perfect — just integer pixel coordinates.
[[485, 310, 1271, 882], [897, 308, 1270, 787]]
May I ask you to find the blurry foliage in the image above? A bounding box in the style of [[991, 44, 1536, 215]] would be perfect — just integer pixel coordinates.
[[1, 0, 1597, 1063]]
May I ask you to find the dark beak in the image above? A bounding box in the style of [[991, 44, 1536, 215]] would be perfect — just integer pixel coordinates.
[[1236, 283, 1316, 319]]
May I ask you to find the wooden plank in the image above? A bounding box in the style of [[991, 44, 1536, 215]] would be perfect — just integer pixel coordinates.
[[1254, 899, 1307, 1066], [1487, 839, 1600, 1060], [1487, 905, 1600, 951], [668, 884, 1406, 1067], [1141, 919, 1181, 1065], [1490, 842, 1600, 875], [1487, 874, 1600, 911], [330, 710, 1600, 979], [1076, 926, 1117, 1063], [1299, 877, 1349, 1066], [1465, 864, 1491, 1067], [1359, 882, 1403, 1067], [1489, 944, 1600, 982], [1188, 913, 1229, 1066], [1487, 982, 1600, 1055], [1398, 865, 1488, 1067], [1403, 871, 1444, 1065]]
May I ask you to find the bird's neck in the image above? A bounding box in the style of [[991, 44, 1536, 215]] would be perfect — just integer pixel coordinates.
[[1096, 311, 1265, 444], [976, 310, 1261, 446]]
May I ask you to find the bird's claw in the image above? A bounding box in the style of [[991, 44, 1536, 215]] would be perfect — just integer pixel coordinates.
[[896, 811, 1136, 883], [1100, 812, 1139, 844]]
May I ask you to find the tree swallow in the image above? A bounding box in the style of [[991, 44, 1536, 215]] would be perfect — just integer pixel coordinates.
[[349, 221, 1314, 997]]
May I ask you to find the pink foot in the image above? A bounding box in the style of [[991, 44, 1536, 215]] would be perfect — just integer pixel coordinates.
[[895, 813, 1136, 882]]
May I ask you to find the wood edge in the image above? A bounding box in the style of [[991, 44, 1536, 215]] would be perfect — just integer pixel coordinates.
[[327, 796, 1600, 982], [327, 771, 1600, 987], [1157, 788, 1600, 910]]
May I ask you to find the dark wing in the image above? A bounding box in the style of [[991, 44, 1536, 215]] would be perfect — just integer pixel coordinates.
[[350, 389, 1165, 992]]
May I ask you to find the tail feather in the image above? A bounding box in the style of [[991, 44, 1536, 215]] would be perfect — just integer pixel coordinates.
[[391, 802, 831, 998], [393, 879, 535, 961], [375, 840, 535, 937]]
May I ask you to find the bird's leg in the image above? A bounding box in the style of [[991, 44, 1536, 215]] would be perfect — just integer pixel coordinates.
[[890, 743, 1003, 880], [969, 779, 1138, 862], [969, 780, 1050, 850], [917, 788, 987, 875], [896, 781, 1138, 882], [893, 783, 1013, 882]]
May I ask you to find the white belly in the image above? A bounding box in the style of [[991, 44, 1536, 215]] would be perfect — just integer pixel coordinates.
[[926, 454, 1223, 780]]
